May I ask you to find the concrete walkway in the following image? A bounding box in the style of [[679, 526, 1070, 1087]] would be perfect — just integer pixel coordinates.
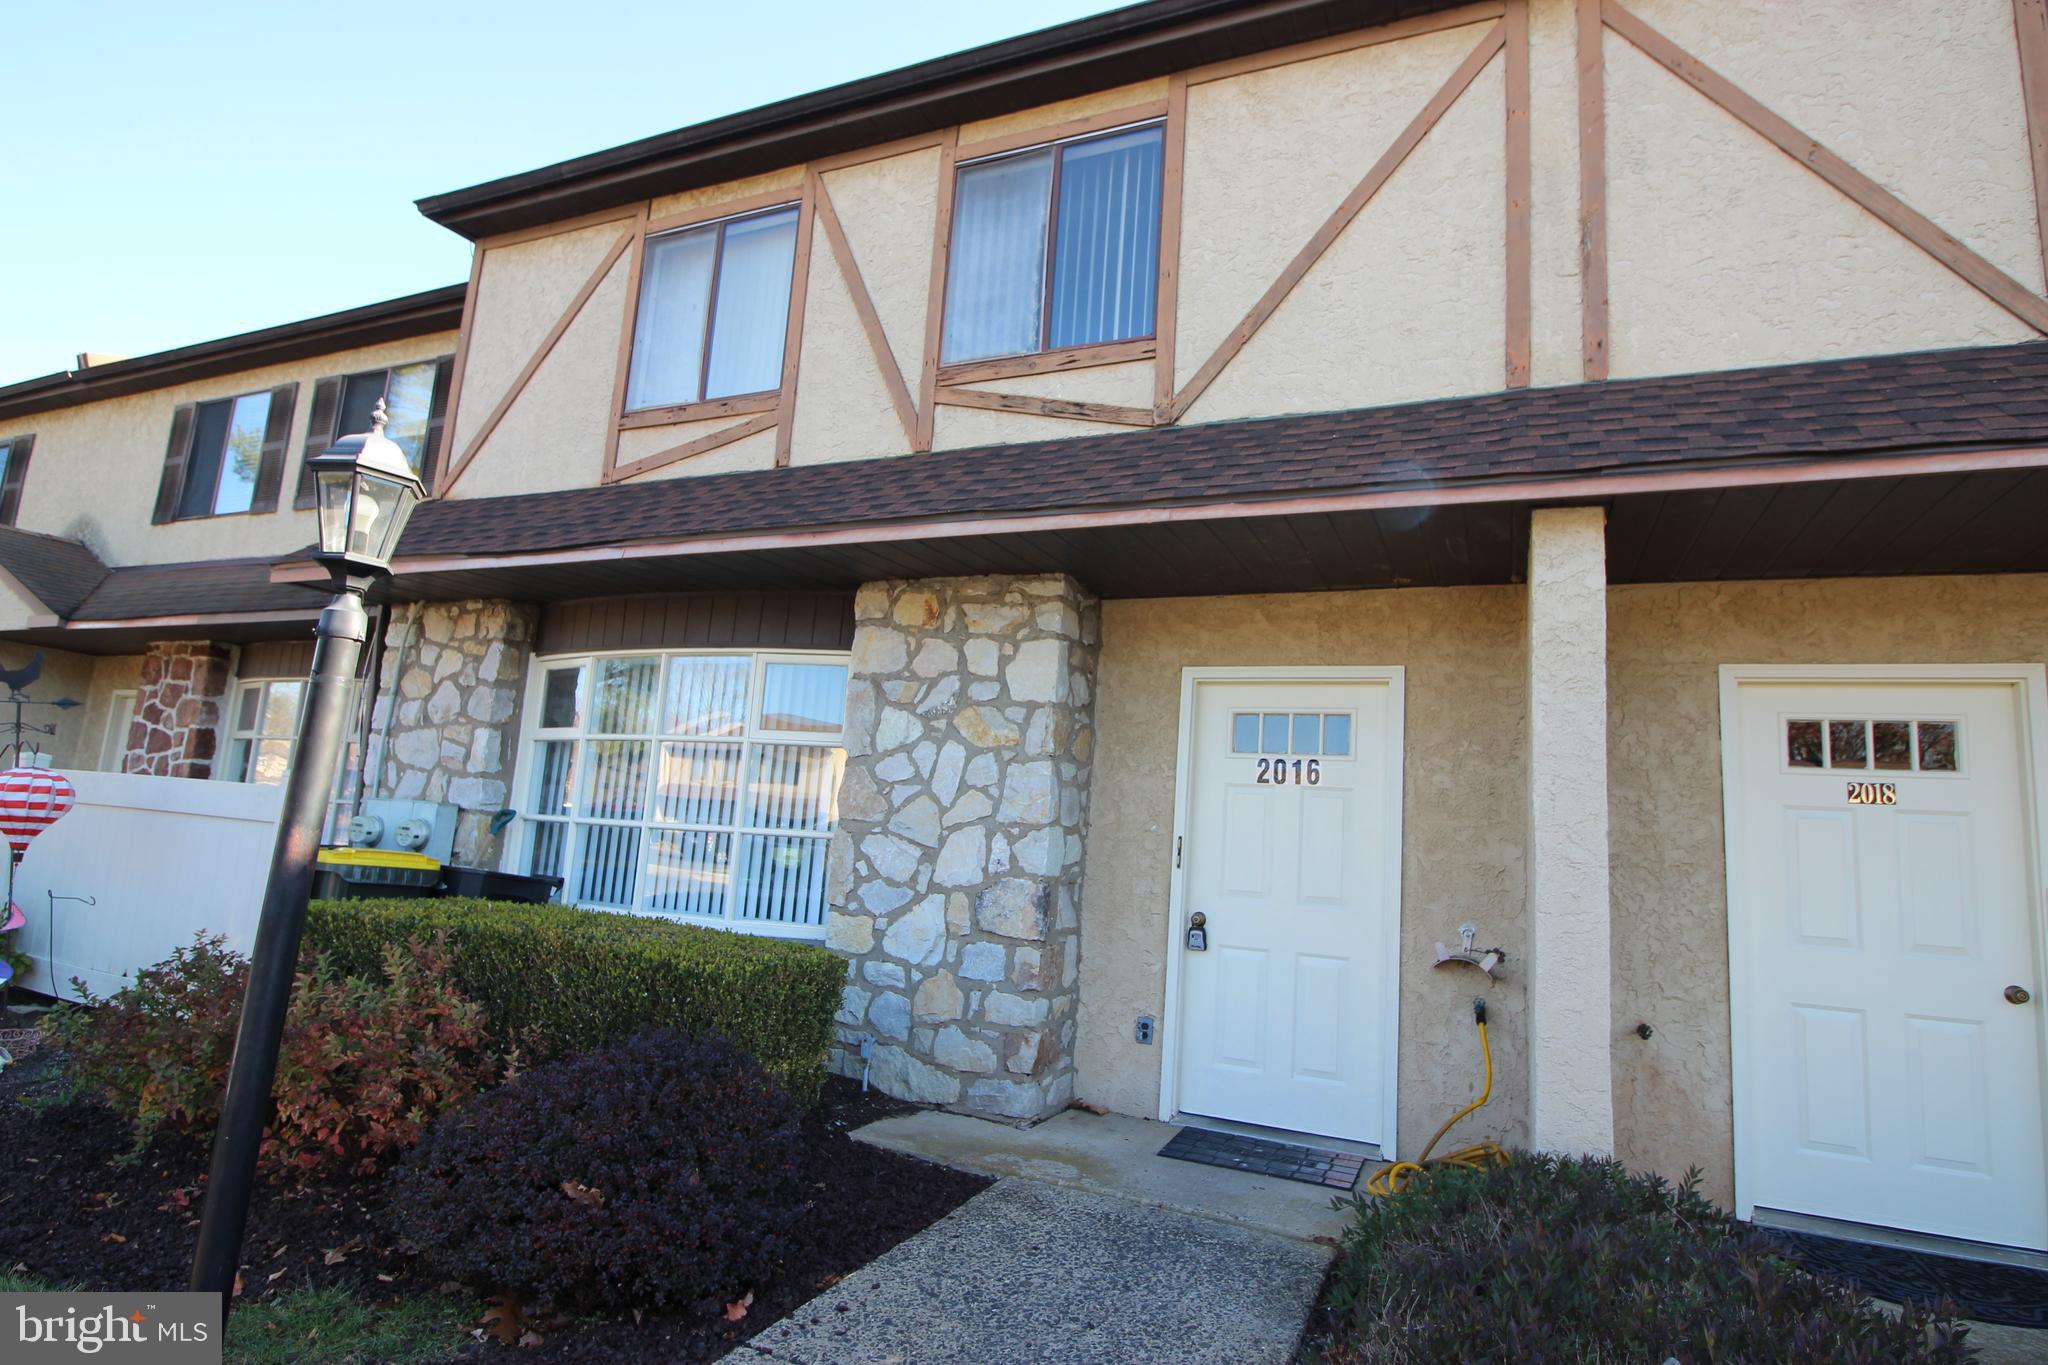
[[727, 1109, 1340, 1364]]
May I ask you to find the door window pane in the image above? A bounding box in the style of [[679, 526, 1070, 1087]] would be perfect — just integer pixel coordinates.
[[1322, 714, 1352, 757], [1873, 722, 1913, 770], [1048, 124, 1163, 350], [704, 207, 799, 399], [1827, 720, 1867, 769], [942, 149, 1054, 363], [1787, 720, 1824, 768], [1231, 713, 1259, 754], [626, 226, 718, 409], [1290, 713, 1321, 756], [759, 662, 847, 733], [1917, 721, 1958, 772], [1261, 713, 1289, 754]]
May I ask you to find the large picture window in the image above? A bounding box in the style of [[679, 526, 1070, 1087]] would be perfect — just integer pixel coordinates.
[[941, 121, 1165, 365], [516, 650, 848, 937], [625, 204, 801, 412]]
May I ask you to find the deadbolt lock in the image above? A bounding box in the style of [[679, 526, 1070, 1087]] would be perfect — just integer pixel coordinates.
[[1186, 911, 1208, 952], [2006, 985, 2033, 1005]]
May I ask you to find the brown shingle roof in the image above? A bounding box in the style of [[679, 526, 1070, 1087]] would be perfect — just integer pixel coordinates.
[[399, 341, 2048, 560], [0, 526, 110, 616], [70, 558, 322, 621]]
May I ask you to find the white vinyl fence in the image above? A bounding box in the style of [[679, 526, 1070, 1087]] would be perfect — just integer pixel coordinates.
[[8, 770, 282, 1001]]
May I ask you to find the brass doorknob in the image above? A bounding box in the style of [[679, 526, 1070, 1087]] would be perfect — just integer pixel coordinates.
[[2008, 985, 2034, 1005]]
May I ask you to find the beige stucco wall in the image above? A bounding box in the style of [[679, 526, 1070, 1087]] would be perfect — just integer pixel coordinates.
[[12, 330, 458, 567], [1079, 587, 1530, 1157], [73, 654, 144, 771], [1606, 573, 2048, 1206]]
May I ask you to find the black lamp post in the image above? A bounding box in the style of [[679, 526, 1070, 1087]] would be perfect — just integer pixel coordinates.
[[189, 401, 424, 1308]]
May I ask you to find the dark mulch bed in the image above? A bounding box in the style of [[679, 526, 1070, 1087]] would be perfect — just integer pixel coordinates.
[[0, 1032, 990, 1362]]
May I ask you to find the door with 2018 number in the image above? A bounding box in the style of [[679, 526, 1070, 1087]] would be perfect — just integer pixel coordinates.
[[1175, 676, 1400, 1144]]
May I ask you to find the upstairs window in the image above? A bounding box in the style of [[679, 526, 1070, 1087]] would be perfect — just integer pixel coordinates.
[[625, 204, 801, 412], [151, 385, 298, 524], [0, 434, 33, 527], [293, 357, 452, 507], [941, 122, 1165, 365]]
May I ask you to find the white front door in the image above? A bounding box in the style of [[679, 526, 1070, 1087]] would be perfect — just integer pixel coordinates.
[[1172, 673, 1402, 1144], [1725, 673, 2048, 1250]]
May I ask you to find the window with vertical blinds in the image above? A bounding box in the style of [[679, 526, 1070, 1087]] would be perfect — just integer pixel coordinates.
[[941, 121, 1164, 364], [625, 204, 801, 411], [516, 650, 848, 937]]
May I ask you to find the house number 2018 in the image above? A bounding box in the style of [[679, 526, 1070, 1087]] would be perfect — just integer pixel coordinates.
[[1256, 758, 1321, 785], [1846, 781, 1897, 805]]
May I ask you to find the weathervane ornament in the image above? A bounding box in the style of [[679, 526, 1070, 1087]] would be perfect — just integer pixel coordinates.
[[0, 651, 82, 766]]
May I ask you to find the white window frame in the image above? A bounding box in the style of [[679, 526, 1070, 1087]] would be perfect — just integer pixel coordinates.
[[220, 677, 306, 785], [99, 689, 138, 772], [506, 646, 850, 940]]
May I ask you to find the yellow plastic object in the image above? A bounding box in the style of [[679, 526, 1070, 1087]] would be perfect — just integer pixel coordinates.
[[1364, 1007, 1510, 1199], [315, 847, 440, 871]]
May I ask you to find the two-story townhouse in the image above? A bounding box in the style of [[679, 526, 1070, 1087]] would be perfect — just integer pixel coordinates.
[[0, 288, 461, 806], [13, 0, 2048, 1256]]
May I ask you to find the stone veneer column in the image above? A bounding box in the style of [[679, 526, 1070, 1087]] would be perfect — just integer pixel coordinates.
[[1525, 507, 1615, 1155], [828, 575, 1099, 1121], [373, 600, 537, 867], [125, 641, 234, 777]]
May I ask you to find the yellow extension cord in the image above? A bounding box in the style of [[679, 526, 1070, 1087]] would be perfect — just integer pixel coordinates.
[[1364, 1000, 1510, 1199]]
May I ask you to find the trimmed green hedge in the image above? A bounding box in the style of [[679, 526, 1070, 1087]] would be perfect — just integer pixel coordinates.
[[304, 898, 843, 1103]]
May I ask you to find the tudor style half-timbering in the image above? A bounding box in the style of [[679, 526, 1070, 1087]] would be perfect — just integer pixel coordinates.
[[14, 0, 2048, 1261]]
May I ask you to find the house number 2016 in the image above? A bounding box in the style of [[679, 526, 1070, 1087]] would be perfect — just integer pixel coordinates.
[[1846, 781, 1897, 805], [1256, 758, 1321, 785]]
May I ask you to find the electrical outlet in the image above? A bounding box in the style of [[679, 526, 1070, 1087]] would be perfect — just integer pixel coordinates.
[[1134, 1016, 1154, 1045], [857, 1035, 875, 1060]]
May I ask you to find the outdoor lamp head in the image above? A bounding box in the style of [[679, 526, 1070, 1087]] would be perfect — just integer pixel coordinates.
[[310, 398, 425, 577]]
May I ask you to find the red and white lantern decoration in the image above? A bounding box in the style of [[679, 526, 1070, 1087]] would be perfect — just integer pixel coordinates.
[[0, 766, 75, 864]]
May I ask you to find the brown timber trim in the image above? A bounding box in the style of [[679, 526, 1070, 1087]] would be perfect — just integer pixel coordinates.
[[606, 410, 779, 484], [932, 388, 1158, 427], [1577, 0, 1609, 380], [237, 639, 316, 680], [601, 205, 654, 482], [916, 127, 961, 452], [814, 171, 921, 445], [775, 178, 817, 468], [1605, 0, 2048, 334], [1503, 0, 1531, 388], [536, 591, 856, 655], [1154, 73, 1190, 415], [617, 391, 777, 431], [436, 246, 487, 495], [937, 337, 1156, 386], [1183, 1, 1504, 85], [346, 444, 2048, 583], [2015, 0, 2048, 289], [644, 185, 804, 236], [1169, 19, 1506, 422], [57, 607, 322, 631], [955, 100, 1169, 164], [478, 206, 642, 251], [442, 227, 634, 495]]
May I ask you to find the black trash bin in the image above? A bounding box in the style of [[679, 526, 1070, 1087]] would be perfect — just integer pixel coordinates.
[[440, 865, 563, 904]]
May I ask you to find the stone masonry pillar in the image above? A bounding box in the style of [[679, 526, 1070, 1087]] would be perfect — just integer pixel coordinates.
[[828, 575, 1099, 1121], [1524, 507, 1615, 1155], [372, 600, 536, 867], [126, 641, 234, 778]]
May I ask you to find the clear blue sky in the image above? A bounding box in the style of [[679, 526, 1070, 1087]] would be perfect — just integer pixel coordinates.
[[1, 0, 1129, 385]]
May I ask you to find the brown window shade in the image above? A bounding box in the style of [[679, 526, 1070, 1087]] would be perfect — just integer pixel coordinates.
[[418, 356, 455, 492], [151, 404, 197, 525], [536, 592, 856, 656], [0, 434, 34, 527], [292, 376, 345, 510], [246, 383, 299, 514]]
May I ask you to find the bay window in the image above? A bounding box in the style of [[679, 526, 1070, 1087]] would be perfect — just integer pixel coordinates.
[[625, 204, 801, 412], [516, 650, 848, 936], [941, 121, 1165, 364]]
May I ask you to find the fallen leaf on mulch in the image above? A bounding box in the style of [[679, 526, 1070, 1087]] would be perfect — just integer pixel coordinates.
[[99, 1233, 125, 1244], [322, 1240, 361, 1266], [232, 1273, 244, 1299], [480, 1294, 524, 1345], [559, 1180, 603, 1209], [518, 1330, 545, 1348], [724, 1291, 754, 1322]]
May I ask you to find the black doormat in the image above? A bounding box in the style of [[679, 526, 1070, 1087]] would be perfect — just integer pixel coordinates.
[[1758, 1227, 2048, 1329], [1158, 1126, 1366, 1190]]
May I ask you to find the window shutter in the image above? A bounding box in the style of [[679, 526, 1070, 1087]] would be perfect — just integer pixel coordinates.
[[247, 383, 298, 514], [152, 405, 197, 524], [0, 434, 33, 527], [292, 376, 344, 509], [417, 355, 455, 491]]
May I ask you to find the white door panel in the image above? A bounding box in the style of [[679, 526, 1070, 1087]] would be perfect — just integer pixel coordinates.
[[1730, 679, 2047, 1249], [1175, 677, 1400, 1143]]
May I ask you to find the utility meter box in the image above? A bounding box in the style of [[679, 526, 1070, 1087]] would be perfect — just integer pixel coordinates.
[[346, 799, 458, 865]]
